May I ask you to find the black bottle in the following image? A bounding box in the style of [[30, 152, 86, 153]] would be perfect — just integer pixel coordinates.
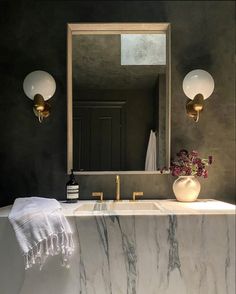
[[66, 170, 79, 202]]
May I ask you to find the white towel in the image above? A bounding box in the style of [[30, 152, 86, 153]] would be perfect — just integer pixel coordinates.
[[9, 197, 74, 270], [145, 130, 157, 171]]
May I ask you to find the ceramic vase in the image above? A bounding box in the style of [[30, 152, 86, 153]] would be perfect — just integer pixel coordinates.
[[173, 176, 201, 202]]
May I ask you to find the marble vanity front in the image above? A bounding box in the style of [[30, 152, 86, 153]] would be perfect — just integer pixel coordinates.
[[0, 199, 235, 294]]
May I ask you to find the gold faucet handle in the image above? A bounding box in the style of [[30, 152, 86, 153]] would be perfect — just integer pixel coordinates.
[[132, 192, 144, 201], [92, 192, 104, 201]]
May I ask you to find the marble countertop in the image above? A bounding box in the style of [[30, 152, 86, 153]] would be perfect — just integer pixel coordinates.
[[0, 199, 235, 217]]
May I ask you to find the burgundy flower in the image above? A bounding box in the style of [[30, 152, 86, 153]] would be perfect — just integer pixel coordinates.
[[172, 166, 181, 176], [197, 170, 203, 177], [203, 170, 208, 178], [197, 163, 204, 169], [182, 157, 190, 163], [193, 158, 201, 164], [177, 149, 189, 157], [190, 150, 198, 157], [208, 156, 213, 164], [185, 167, 192, 176], [170, 149, 212, 179]]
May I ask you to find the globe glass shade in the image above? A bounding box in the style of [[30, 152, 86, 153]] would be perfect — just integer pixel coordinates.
[[23, 70, 56, 101], [183, 69, 214, 100]]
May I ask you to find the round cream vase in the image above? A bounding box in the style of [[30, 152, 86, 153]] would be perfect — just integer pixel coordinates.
[[173, 176, 201, 202]]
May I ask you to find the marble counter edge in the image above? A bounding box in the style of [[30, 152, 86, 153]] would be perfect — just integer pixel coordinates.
[[0, 200, 235, 217]]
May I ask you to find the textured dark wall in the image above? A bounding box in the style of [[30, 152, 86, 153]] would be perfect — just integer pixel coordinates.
[[0, 1, 235, 206]]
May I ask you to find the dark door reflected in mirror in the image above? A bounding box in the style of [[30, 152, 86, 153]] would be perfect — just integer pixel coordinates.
[[69, 24, 171, 173]]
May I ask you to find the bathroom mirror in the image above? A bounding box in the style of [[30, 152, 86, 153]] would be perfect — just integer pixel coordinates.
[[67, 23, 171, 174]]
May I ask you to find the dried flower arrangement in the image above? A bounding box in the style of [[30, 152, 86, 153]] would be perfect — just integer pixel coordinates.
[[170, 149, 213, 178]]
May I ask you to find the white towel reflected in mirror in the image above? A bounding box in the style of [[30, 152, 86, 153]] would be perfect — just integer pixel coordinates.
[[145, 130, 157, 171]]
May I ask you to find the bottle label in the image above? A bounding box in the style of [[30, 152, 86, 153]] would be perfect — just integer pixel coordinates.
[[67, 185, 79, 199]]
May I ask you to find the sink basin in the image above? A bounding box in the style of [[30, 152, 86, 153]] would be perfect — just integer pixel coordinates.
[[75, 202, 105, 212], [108, 201, 160, 211], [75, 203, 96, 211], [74, 200, 162, 215]]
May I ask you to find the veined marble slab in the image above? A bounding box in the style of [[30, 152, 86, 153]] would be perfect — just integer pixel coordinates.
[[0, 200, 235, 294]]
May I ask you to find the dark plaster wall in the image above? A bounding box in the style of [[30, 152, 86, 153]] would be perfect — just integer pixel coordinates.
[[0, 1, 235, 206]]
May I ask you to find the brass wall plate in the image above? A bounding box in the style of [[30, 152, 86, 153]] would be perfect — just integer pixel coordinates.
[[33, 102, 51, 122], [34, 94, 45, 112], [186, 94, 204, 122]]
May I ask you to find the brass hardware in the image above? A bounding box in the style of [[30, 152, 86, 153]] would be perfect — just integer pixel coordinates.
[[92, 192, 103, 201], [186, 94, 204, 122], [115, 175, 120, 201], [33, 94, 51, 123], [132, 192, 144, 201], [34, 94, 45, 111]]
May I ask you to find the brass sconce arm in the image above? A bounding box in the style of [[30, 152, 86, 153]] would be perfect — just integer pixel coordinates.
[[186, 94, 204, 122], [33, 94, 51, 122]]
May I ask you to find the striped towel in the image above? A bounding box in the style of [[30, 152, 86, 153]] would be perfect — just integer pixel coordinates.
[[9, 197, 74, 270]]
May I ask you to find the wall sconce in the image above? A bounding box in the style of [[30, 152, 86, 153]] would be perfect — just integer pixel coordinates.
[[183, 69, 214, 122], [23, 70, 56, 122]]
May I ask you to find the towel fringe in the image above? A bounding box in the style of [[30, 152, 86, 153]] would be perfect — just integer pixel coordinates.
[[24, 231, 74, 270]]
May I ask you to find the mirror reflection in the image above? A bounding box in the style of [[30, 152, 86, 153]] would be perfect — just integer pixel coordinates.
[[70, 26, 170, 172]]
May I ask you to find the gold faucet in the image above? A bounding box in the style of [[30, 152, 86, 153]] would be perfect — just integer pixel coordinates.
[[92, 192, 103, 201], [132, 191, 144, 201], [115, 175, 120, 201]]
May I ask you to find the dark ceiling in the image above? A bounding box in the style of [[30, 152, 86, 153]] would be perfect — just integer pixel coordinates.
[[72, 34, 166, 90]]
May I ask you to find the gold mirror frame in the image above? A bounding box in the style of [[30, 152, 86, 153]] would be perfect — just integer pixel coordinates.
[[67, 23, 171, 175]]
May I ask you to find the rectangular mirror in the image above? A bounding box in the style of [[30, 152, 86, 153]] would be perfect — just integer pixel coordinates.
[[67, 23, 171, 174]]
